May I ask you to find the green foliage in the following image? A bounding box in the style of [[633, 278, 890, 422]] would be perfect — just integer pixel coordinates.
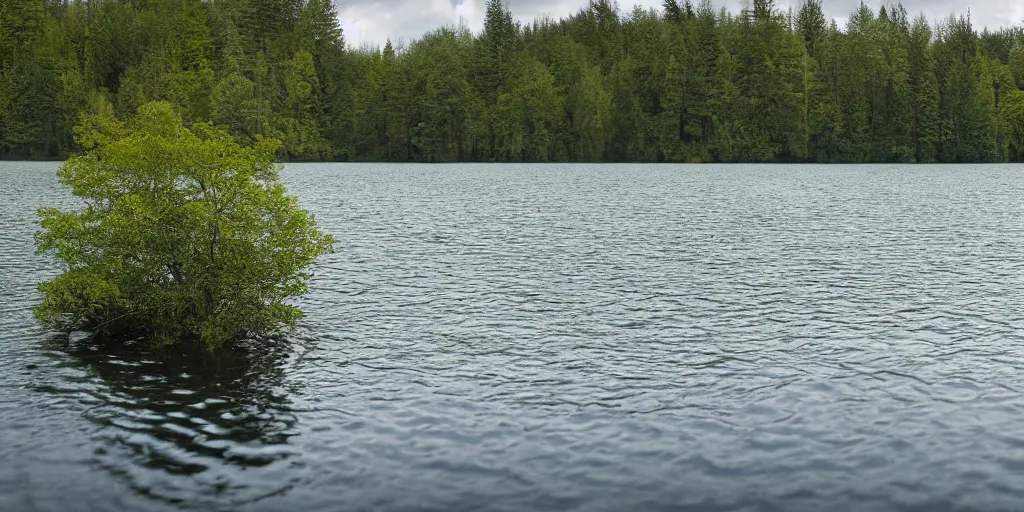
[[3, 0, 1024, 162], [1010, 43, 1024, 89], [494, 58, 566, 161], [908, 16, 941, 162], [35, 102, 335, 349]]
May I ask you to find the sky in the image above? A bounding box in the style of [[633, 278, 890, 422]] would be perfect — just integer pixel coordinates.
[[336, 0, 1024, 49]]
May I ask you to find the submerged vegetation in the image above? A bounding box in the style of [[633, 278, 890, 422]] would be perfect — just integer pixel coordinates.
[[2, 0, 1024, 162], [34, 101, 335, 348]]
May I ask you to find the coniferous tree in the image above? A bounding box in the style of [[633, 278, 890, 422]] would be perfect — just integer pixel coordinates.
[[663, 0, 683, 23], [2, 0, 1024, 162], [936, 15, 994, 162], [1009, 42, 1024, 89], [909, 15, 941, 162]]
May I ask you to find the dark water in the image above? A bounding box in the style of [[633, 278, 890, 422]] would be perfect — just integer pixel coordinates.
[[4, 162, 1024, 512]]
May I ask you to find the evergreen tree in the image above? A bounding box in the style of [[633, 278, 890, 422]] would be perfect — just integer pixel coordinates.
[[663, 0, 683, 23], [1009, 42, 1024, 89], [908, 15, 941, 162], [2, 0, 1023, 163], [935, 15, 994, 162], [797, 0, 826, 59]]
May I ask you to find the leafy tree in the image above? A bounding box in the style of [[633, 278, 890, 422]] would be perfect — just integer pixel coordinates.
[[35, 101, 335, 348]]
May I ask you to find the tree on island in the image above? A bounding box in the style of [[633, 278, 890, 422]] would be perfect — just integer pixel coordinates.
[[34, 101, 335, 349]]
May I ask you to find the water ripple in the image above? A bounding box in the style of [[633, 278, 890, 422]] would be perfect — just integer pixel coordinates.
[[3, 163, 1024, 511]]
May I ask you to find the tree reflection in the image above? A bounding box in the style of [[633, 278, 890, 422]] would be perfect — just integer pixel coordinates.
[[37, 332, 303, 504]]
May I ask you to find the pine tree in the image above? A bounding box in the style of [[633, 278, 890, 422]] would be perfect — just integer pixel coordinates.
[[908, 15, 940, 162], [935, 14, 993, 162], [797, 0, 825, 59], [1010, 42, 1024, 89], [4, 0, 1024, 163]]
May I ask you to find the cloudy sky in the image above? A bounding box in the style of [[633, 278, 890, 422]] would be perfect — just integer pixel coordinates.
[[337, 0, 1024, 49]]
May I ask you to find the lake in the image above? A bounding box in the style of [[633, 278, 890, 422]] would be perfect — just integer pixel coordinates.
[[3, 162, 1024, 512]]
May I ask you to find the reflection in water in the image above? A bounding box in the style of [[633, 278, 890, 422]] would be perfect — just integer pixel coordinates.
[[34, 333, 303, 507]]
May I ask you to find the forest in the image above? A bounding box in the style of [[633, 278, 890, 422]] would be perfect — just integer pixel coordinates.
[[2, 0, 1024, 163]]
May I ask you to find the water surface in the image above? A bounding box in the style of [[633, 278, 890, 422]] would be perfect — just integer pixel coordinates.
[[3, 162, 1024, 511]]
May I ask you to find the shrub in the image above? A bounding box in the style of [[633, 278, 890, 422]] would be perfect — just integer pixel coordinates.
[[35, 101, 335, 349]]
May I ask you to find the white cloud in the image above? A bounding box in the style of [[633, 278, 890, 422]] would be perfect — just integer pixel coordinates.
[[339, 0, 483, 50]]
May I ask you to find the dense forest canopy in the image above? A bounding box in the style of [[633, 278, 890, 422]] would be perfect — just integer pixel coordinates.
[[2, 0, 1024, 163]]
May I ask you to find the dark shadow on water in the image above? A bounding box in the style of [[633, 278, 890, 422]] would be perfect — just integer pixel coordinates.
[[34, 331, 305, 507]]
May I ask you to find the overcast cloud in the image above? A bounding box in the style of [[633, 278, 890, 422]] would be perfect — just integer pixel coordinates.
[[337, 0, 1024, 49]]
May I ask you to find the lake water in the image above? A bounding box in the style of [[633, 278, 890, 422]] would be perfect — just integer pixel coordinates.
[[3, 162, 1024, 511]]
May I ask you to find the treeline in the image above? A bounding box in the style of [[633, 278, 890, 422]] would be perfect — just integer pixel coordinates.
[[3, 0, 1024, 162]]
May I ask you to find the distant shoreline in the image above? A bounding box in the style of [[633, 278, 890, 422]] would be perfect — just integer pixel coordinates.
[[6, 159, 1024, 166], [3, 0, 1024, 165]]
